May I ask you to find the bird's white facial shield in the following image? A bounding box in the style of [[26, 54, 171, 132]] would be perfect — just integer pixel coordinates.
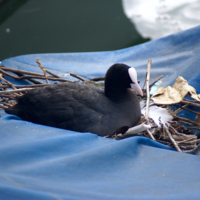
[[128, 68, 143, 96]]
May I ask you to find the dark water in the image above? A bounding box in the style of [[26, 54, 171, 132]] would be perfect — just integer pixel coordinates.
[[0, 0, 149, 61]]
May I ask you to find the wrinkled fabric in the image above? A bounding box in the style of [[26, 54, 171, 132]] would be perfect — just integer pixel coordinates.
[[1, 25, 200, 200]]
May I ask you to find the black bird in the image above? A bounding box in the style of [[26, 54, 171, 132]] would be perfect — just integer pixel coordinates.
[[5, 63, 143, 136]]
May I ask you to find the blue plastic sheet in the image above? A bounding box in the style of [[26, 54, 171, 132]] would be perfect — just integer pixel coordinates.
[[1, 25, 200, 200]]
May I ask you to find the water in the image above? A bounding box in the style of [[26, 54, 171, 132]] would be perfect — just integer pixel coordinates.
[[0, 0, 149, 61]]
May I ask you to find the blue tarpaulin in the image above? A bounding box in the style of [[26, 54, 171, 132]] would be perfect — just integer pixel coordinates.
[[1, 25, 200, 200]]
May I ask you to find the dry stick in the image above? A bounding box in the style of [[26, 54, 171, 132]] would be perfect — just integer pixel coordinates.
[[70, 73, 86, 82], [0, 65, 46, 76], [0, 100, 10, 105], [0, 68, 72, 83], [157, 140, 172, 145], [90, 76, 105, 81], [142, 73, 147, 89], [183, 98, 197, 102], [180, 100, 200, 108], [45, 69, 61, 78], [0, 84, 47, 89], [0, 68, 20, 81], [176, 120, 199, 127], [0, 65, 48, 84], [149, 75, 163, 88], [165, 126, 182, 152], [173, 115, 200, 127], [0, 104, 8, 109], [145, 59, 152, 122], [174, 104, 200, 115], [169, 125, 197, 139], [185, 143, 200, 153], [184, 126, 200, 129], [0, 73, 22, 97], [27, 78, 44, 84], [177, 138, 200, 145], [173, 103, 191, 114], [144, 59, 155, 141], [0, 73, 17, 90], [0, 64, 103, 83], [0, 68, 44, 84], [0, 73, 71, 82], [15, 75, 68, 81], [36, 58, 49, 84], [169, 121, 178, 125], [0, 88, 33, 95], [146, 129, 156, 140], [0, 94, 19, 99], [178, 144, 196, 150]]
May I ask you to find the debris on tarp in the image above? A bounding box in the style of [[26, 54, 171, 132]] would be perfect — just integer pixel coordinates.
[[151, 76, 200, 104], [141, 105, 173, 128], [0, 59, 200, 155]]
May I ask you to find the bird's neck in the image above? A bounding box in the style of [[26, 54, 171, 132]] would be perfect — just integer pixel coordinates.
[[105, 83, 127, 102]]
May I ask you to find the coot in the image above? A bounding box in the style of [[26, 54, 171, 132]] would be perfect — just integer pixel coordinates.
[[5, 63, 143, 136]]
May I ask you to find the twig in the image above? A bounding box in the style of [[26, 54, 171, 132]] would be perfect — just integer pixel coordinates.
[[0, 68, 21, 80], [169, 125, 182, 135], [144, 59, 156, 140], [177, 138, 200, 145], [145, 59, 152, 122], [174, 104, 200, 115], [0, 67, 45, 84], [146, 129, 156, 140], [0, 104, 8, 109], [149, 75, 163, 88], [142, 73, 147, 89], [165, 126, 182, 152], [90, 76, 105, 81], [45, 69, 60, 78], [0, 83, 47, 89], [0, 94, 19, 99], [178, 144, 197, 150], [157, 140, 172, 145], [145, 59, 152, 121], [173, 103, 191, 114], [15, 75, 71, 81], [185, 144, 200, 154], [0, 73, 71, 82], [27, 78, 45, 84], [0, 65, 45, 76], [0, 88, 33, 95], [173, 115, 200, 127], [36, 58, 49, 84], [0, 73, 22, 97], [169, 126, 197, 142], [70, 73, 86, 82], [183, 98, 197, 102], [180, 100, 200, 108], [0, 73, 17, 90]]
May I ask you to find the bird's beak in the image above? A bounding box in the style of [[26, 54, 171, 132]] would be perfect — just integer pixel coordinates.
[[130, 82, 143, 96]]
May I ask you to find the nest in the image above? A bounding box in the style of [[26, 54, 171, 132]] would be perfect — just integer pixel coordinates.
[[0, 59, 200, 155]]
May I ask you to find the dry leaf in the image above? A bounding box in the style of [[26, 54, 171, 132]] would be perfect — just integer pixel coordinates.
[[152, 76, 200, 104]]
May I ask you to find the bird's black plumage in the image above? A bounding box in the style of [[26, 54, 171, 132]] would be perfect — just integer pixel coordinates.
[[5, 63, 142, 136]]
